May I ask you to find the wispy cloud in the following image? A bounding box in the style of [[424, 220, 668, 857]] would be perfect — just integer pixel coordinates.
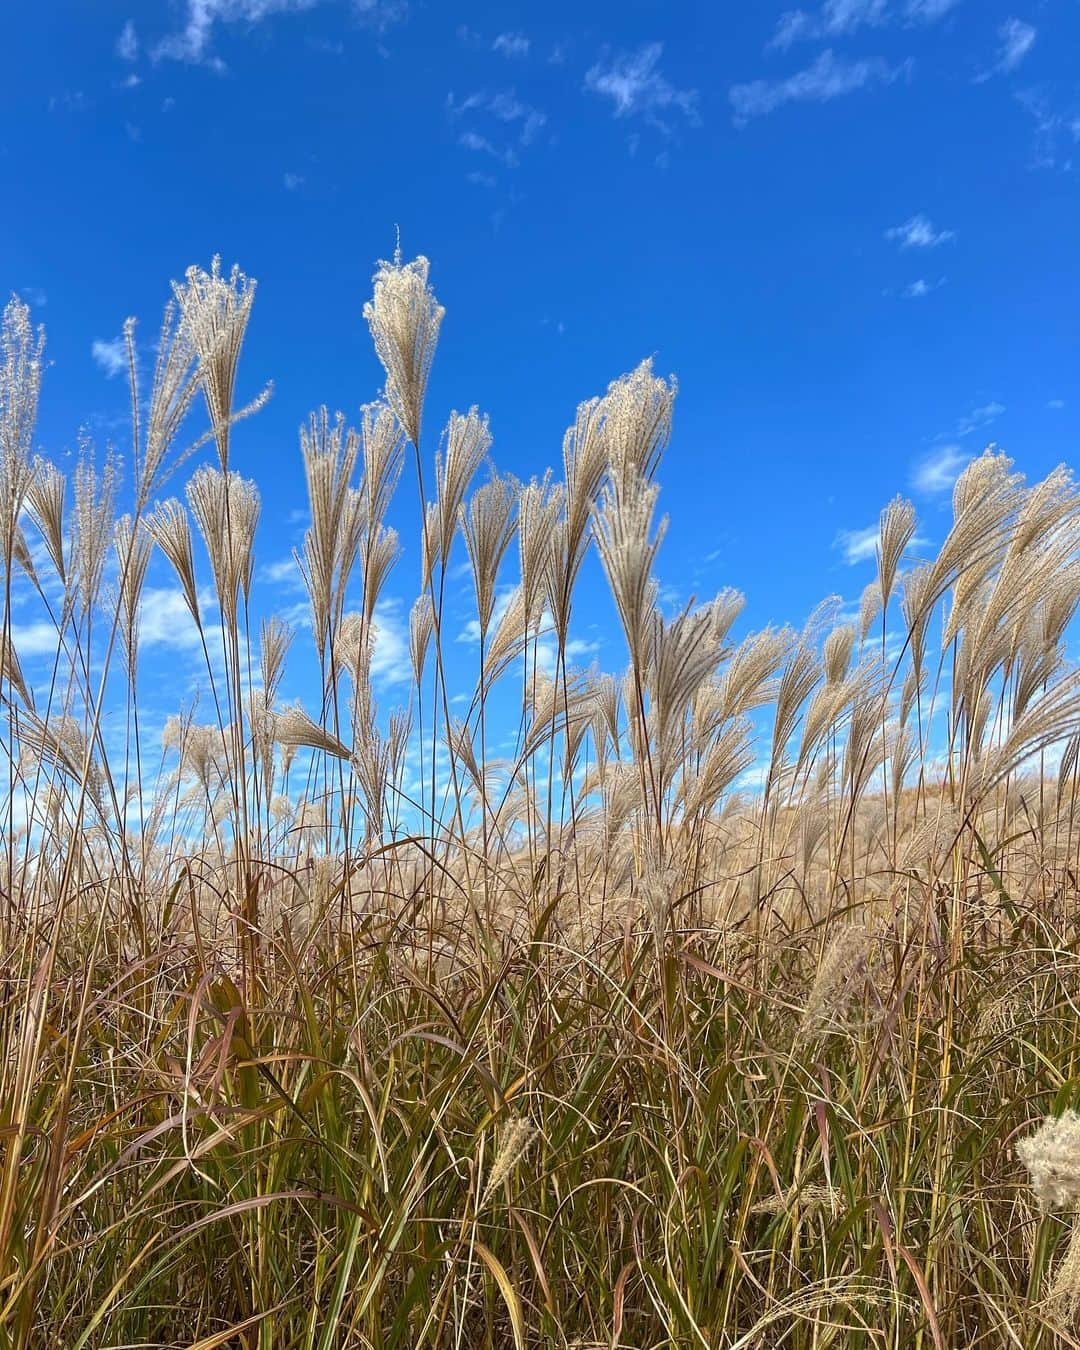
[[769, 0, 959, 49], [886, 213, 954, 249], [978, 18, 1036, 80], [957, 400, 1004, 436], [913, 444, 968, 493], [492, 31, 529, 58], [283, 171, 304, 190], [584, 43, 698, 127], [8, 620, 60, 658], [730, 49, 908, 123], [447, 89, 546, 146], [369, 598, 411, 684], [834, 524, 880, 564], [91, 337, 126, 378], [116, 20, 138, 61], [458, 130, 518, 167], [1048, 398, 1066, 410], [835, 521, 928, 563], [1015, 89, 1080, 170], [139, 587, 208, 650], [155, 0, 404, 68], [902, 276, 945, 298], [904, 0, 961, 17]]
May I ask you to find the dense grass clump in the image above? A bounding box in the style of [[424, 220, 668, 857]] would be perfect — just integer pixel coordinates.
[[3, 255, 1080, 1346]]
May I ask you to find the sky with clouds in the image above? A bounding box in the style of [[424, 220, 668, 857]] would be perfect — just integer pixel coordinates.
[[3, 0, 1079, 744]]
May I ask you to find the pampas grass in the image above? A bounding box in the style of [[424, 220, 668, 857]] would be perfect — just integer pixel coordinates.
[[3, 249, 1080, 1347]]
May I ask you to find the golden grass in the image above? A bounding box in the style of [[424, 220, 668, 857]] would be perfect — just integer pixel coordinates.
[[2, 254, 1080, 1346]]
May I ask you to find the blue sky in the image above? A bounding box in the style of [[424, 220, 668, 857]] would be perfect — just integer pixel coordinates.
[[3, 0, 1079, 753]]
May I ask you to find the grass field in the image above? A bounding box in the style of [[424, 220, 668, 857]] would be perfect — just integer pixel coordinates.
[[3, 253, 1080, 1347]]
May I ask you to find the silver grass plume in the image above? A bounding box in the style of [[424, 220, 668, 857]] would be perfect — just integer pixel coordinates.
[[25, 459, 66, 584], [11, 526, 37, 588], [363, 251, 444, 450], [484, 585, 533, 685], [409, 593, 434, 683], [334, 611, 371, 687], [173, 257, 265, 470], [900, 562, 935, 681], [0, 633, 32, 707], [426, 407, 492, 586], [700, 628, 791, 734], [148, 498, 201, 626], [134, 301, 201, 503], [71, 446, 118, 618], [645, 601, 724, 771], [297, 407, 362, 660], [592, 470, 665, 667], [461, 472, 519, 637], [798, 922, 874, 1042], [186, 465, 260, 626], [260, 616, 292, 703], [547, 397, 608, 643], [113, 514, 153, 680], [359, 401, 404, 530], [16, 708, 106, 816], [362, 525, 400, 628], [0, 296, 45, 559], [877, 496, 916, 610], [518, 472, 563, 626], [859, 580, 882, 644], [1018, 1112, 1080, 1211], [275, 703, 351, 761], [767, 640, 821, 800], [823, 625, 856, 686], [480, 1116, 537, 1210], [601, 357, 676, 486]]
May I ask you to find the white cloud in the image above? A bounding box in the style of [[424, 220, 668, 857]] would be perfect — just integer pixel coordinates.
[[457, 586, 516, 644], [835, 522, 928, 564], [154, 0, 404, 68], [9, 620, 60, 658], [139, 587, 206, 649], [91, 337, 126, 378], [260, 556, 303, 586], [458, 130, 518, 167], [467, 170, 496, 188], [492, 32, 529, 58], [770, 0, 888, 49], [369, 599, 411, 684], [730, 49, 908, 123], [834, 525, 879, 564], [886, 213, 954, 249], [902, 276, 945, 298], [1048, 398, 1066, 410], [584, 43, 698, 125], [904, 0, 961, 17], [957, 401, 1004, 436], [448, 89, 547, 146], [770, 0, 958, 48], [17, 287, 47, 309], [982, 18, 1036, 78], [1015, 90, 1080, 171], [116, 20, 138, 61], [913, 444, 968, 494], [283, 171, 304, 190]]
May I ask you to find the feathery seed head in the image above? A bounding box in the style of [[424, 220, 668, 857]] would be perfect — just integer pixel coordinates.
[[173, 257, 260, 469], [363, 252, 444, 449], [1018, 1112, 1080, 1211]]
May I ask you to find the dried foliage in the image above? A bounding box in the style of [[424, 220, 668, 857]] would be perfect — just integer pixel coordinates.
[[2, 252, 1080, 1348]]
